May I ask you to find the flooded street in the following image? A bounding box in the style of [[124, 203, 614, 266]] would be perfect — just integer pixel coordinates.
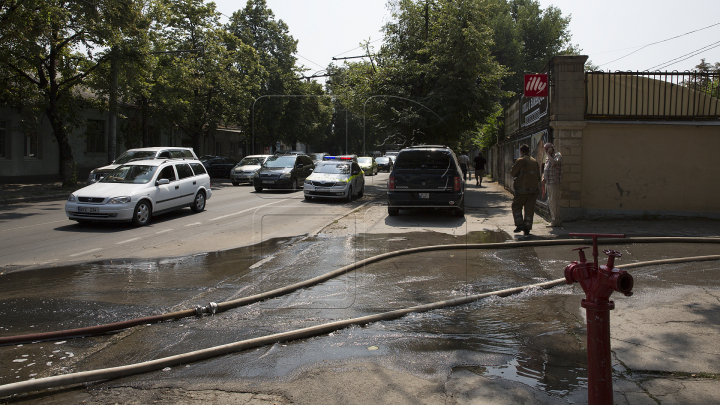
[[4, 226, 719, 404]]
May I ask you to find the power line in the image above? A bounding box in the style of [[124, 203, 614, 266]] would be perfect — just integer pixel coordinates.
[[332, 38, 383, 59], [597, 22, 720, 67], [647, 40, 720, 71]]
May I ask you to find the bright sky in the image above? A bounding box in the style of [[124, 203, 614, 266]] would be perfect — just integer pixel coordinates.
[[212, 0, 720, 79]]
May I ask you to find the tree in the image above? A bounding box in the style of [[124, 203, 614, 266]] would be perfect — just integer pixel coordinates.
[[149, 0, 263, 152], [228, 0, 303, 153], [487, 0, 576, 98], [337, 0, 506, 150], [0, 0, 142, 186]]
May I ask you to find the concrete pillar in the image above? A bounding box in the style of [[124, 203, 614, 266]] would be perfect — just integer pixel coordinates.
[[549, 55, 588, 220]]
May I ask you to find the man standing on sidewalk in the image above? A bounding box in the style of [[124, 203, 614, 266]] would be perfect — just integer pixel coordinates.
[[473, 153, 486, 187], [542, 142, 563, 227], [458, 151, 469, 181], [510, 144, 541, 235]]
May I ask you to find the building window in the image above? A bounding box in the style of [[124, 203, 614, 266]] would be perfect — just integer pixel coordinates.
[[86, 120, 105, 153], [0, 121, 6, 158], [24, 128, 38, 158]]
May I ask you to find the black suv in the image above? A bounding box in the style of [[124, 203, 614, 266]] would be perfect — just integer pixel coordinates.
[[387, 145, 465, 217], [253, 154, 315, 191]]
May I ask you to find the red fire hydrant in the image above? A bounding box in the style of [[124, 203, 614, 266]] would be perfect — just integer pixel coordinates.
[[565, 233, 634, 405]]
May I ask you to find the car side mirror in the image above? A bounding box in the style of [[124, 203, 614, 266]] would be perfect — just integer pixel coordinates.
[[156, 178, 170, 186]]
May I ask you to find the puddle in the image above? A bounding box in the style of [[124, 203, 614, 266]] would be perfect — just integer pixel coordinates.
[[3, 234, 712, 398]]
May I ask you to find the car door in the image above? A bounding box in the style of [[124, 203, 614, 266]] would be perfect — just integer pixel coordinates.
[[174, 163, 197, 206], [154, 164, 183, 212], [351, 162, 363, 192]]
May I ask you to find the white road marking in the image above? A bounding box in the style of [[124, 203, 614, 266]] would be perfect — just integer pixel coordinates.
[[184, 222, 201, 227], [210, 200, 287, 221], [155, 229, 173, 234], [69, 248, 103, 257], [116, 237, 141, 245]]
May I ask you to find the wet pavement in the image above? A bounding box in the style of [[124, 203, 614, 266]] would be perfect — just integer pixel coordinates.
[[1, 179, 720, 404]]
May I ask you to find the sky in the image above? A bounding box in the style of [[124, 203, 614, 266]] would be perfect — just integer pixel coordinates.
[[212, 0, 720, 80]]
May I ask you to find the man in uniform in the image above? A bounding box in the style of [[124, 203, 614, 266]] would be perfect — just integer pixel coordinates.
[[511, 144, 541, 235], [542, 142, 563, 227]]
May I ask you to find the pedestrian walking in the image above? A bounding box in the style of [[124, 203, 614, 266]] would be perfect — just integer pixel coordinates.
[[473, 153, 487, 187], [458, 151, 469, 180], [510, 144, 541, 235], [542, 142, 563, 227]]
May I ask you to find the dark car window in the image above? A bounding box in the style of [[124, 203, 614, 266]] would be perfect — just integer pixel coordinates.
[[189, 162, 206, 175], [157, 150, 171, 159], [114, 150, 157, 164], [395, 150, 453, 170], [175, 163, 194, 179], [157, 165, 177, 181], [264, 156, 297, 168], [182, 150, 194, 158]]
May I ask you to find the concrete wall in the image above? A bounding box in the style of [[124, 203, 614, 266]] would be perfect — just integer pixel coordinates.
[[581, 122, 720, 215]]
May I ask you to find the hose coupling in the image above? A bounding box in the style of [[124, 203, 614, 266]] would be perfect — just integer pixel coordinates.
[[194, 302, 219, 316]]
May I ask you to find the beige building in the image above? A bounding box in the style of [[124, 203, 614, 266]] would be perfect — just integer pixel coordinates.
[[493, 55, 720, 220]]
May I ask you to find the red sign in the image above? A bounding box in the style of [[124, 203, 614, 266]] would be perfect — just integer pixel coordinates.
[[524, 74, 548, 97]]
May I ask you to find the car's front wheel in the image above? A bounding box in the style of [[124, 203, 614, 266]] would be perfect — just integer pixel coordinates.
[[291, 178, 298, 190], [255, 186, 263, 192], [232, 182, 239, 186], [191, 190, 206, 213], [304, 195, 312, 201], [132, 200, 152, 227], [345, 187, 353, 202], [357, 184, 364, 198]]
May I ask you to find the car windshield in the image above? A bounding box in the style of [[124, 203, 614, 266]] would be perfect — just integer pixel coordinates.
[[314, 163, 351, 174], [114, 150, 156, 164], [395, 150, 453, 170], [100, 165, 157, 184], [238, 157, 265, 166], [376, 157, 389, 163], [264, 156, 296, 168], [358, 157, 372, 164]]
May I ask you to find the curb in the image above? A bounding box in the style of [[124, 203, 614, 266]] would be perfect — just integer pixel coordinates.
[[0, 193, 70, 205]]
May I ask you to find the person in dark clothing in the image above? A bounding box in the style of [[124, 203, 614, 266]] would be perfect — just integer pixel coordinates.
[[510, 144, 540, 235], [473, 153, 487, 186]]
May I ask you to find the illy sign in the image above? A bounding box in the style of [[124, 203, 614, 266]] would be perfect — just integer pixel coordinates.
[[524, 74, 548, 98]]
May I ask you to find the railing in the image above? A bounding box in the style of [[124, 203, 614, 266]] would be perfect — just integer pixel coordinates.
[[586, 71, 720, 119]]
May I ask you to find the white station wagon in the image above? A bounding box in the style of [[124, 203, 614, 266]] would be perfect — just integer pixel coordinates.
[[66, 159, 212, 226]]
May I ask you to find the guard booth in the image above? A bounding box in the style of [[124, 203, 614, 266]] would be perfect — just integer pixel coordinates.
[[492, 55, 720, 221]]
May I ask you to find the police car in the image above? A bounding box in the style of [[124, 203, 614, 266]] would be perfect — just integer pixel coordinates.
[[303, 156, 364, 202]]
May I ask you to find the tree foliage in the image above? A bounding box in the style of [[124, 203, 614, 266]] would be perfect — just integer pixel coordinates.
[[0, 0, 143, 185]]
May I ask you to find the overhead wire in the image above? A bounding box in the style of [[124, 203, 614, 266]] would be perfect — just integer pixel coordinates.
[[646, 40, 720, 71], [597, 22, 720, 67]]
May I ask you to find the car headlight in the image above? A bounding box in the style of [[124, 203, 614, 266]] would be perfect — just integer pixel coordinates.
[[107, 196, 131, 204], [280, 172, 291, 179], [68, 194, 76, 202]]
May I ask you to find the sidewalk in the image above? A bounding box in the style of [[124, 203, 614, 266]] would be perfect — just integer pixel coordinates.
[[0, 180, 78, 205]]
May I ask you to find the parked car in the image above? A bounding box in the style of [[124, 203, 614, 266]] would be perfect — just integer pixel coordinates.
[[202, 156, 238, 178], [303, 158, 364, 202], [387, 145, 465, 217], [86, 147, 198, 184], [230, 155, 271, 186], [376, 156, 393, 172], [253, 154, 315, 191], [357, 157, 378, 176], [308, 152, 328, 165], [67, 158, 212, 226]]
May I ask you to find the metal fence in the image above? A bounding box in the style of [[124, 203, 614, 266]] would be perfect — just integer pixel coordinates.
[[586, 71, 720, 119]]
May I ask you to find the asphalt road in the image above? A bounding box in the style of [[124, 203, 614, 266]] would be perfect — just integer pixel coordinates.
[[0, 174, 390, 273]]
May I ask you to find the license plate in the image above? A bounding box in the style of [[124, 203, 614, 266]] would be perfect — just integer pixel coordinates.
[[419, 193, 430, 199], [316, 187, 331, 192], [78, 207, 99, 213], [262, 180, 275, 184]]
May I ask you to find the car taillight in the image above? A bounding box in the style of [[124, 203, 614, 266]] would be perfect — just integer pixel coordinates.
[[389, 175, 395, 190], [454, 176, 461, 192]]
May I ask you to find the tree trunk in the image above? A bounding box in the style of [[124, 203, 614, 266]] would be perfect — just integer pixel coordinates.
[[46, 106, 75, 187]]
